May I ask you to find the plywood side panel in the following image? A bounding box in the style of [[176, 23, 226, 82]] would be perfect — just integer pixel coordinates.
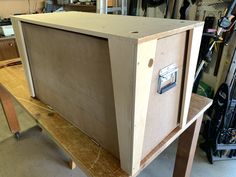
[[108, 38, 137, 174], [22, 23, 119, 158], [11, 19, 35, 97], [131, 40, 157, 175], [142, 32, 187, 158], [108, 38, 157, 175], [179, 25, 204, 128]]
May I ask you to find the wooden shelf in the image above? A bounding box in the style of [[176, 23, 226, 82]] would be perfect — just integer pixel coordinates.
[[0, 36, 19, 61]]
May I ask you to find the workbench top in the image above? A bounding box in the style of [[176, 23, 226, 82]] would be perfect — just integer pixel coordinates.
[[0, 36, 15, 40], [0, 60, 212, 177]]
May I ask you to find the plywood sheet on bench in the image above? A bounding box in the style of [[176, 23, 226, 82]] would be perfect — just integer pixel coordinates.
[[22, 23, 119, 158]]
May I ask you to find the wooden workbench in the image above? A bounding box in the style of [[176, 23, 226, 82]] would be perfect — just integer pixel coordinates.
[[0, 60, 212, 177]]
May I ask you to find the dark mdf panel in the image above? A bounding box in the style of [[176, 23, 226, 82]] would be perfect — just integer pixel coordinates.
[[22, 22, 119, 158], [0, 38, 19, 60]]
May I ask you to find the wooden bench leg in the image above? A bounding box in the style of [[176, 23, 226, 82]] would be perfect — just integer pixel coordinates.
[[69, 159, 77, 170], [173, 115, 203, 177], [0, 84, 20, 135]]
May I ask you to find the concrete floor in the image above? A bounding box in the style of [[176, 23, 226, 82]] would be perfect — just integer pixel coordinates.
[[0, 127, 235, 177]]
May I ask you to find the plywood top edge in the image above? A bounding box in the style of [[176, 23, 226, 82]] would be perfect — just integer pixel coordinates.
[[189, 93, 213, 119], [137, 24, 200, 43], [192, 93, 213, 106], [11, 12, 203, 41]]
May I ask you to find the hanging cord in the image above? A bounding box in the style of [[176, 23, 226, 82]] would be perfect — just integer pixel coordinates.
[[171, 0, 177, 18], [164, 0, 169, 18]]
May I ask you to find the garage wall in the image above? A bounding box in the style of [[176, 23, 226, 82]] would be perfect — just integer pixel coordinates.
[[0, 0, 45, 18], [135, 0, 236, 93], [136, 0, 182, 18]]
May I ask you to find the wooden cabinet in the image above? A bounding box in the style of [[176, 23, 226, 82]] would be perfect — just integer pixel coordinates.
[[12, 12, 204, 176], [0, 37, 19, 60]]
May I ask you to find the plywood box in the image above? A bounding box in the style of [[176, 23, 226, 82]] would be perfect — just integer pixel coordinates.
[[11, 12, 204, 176]]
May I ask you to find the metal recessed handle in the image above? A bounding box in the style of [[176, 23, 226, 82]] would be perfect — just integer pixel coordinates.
[[157, 64, 178, 94]]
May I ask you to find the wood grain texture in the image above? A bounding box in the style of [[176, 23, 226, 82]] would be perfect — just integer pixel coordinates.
[[0, 64, 53, 119], [173, 115, 203, 177], [0, 91, 36, 142], [0, 84, 20, 133], [142, 32, 187, 159], [108, 37, 157, 175], [38, 113, 128, 177], [0, 63, 212, 177]]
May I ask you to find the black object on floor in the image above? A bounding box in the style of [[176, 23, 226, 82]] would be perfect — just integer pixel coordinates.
[[200, 82, 236, 163]]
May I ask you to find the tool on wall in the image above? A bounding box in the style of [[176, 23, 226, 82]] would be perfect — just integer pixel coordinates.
[[141, 0, 168, 17], [129, 0, 138, 15], [193, 0, 236, 92]]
